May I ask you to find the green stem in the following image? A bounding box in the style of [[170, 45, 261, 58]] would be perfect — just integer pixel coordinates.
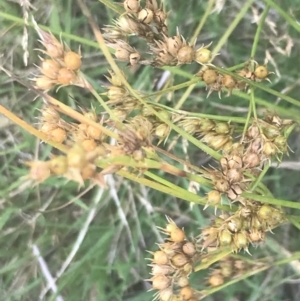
[[250, 163, 270, 193], [251, 5, 270, 58], [242, 192, 300, 210], [99, 0, 124, 14]]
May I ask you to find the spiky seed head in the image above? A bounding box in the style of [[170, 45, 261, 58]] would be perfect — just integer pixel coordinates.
[[222, 74, 236, 89], [234, 232, 248, 250], [170, 228, 185, 243], [227, 217, 243, 233], [242, 152, 260, 168], [159, 288, 174, 301], [49, 127, 67, 143], [263, 141, 277, 156], [64, 51, 82, 70], [182, 242, 196, 256], [67, 144, 87, 169], [207, 190, 222, 206], [26, 160, 51, 183], [124, 0, 140, 13], [35, 76, 55, 90], [41, 59, 60, 79], [218, 229, 232, 246], [81, 164, 96, 180], [202, 69, 218, 85]]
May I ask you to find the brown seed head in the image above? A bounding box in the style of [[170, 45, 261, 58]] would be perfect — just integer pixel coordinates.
[[177, 275, 189, 287], [254, 65, 269, 79], [26, 160, 51, 183], [124, 0, 140, 13], [242, 152, 260, 168], [222, 74, 236, 89], [182, 242, 196, 256], [171, 253, 189, 268], [177, 45, 195, 64], [153, 250, 169, 265], [202, 69, 218, 85], [81, 164, 96, 180], [67, 144, 87, 169], [82, 139, 97, 151], [170, 228, 185, 243], [41, 59, 60, 79], [138, 8, 154, 24], [35, 76, 55, 90], [49, 127, 67, 143], [159, 288, 174, 301]]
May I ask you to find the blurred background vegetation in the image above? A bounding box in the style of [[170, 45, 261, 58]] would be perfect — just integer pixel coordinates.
[[0, 0, 300, 300]]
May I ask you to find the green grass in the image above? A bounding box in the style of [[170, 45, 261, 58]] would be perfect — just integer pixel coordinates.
[[1, 0, 300, 300]]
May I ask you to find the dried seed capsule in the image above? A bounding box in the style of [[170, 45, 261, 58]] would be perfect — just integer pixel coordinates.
[[138, 8, 154, 24], [67, 144, 87, 169], [249, 229, 265, 243], [57, 68, 76, 85], [41, 107, 60, 122], [151, 264, 174, 275], [64, 51, 82, 70], [226, 168, 243, 183], [177, 275, 189, 287], [270, 210, 284, 225], [81, 163, 96, 179], [182, 242, 196, 256], [82, 139, 97, 151], [107, 86, 126, 100], [263, 125, 281, 139], [180, 286, 193, 300], [153, 250, 169, 265], [263, 141, 277, 156], [151, 274, 171, 290], [195, 47, 212, 64], [227, 155, 243, 169], [214, 179, 230, 192], [218, 229, 232, 246], [243, 152, 260, 168], [49, 156, 68, 175], [222, 74, 236, 90], [214, 122, 231, 134], [209, 273, 224, 287], [207, 190, 222, 206], [177, 46, 195, 64], [254, 65, 269, 79], [124, 0, 140, 13], [207, 134, 229, 150], [247, 125, 260, 139], [87, 125, 102, 140], [159, 288, 174, 301], [154, 9, 168, 24], [26, 160, 51, 183], [41, 59, 61, 79], [202, 69, 218, 85], [227, 217, 243, 233], [115, 48, 131, 61], [41, 33, 64, 58], [166, 36, 183, 57], [49, 127, 67, 143], [234, 232, 248, 249], [35, 76, 55, 90], [170, 228, 185, 243], [274, 136, 287, 152], [171, 253, 189, 268]]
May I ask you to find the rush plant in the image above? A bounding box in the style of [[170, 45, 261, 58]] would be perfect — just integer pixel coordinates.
[[1, 0, 300, 300]]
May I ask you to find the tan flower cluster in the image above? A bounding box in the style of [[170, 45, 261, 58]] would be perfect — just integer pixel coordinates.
[[148, 217, 199, 301]]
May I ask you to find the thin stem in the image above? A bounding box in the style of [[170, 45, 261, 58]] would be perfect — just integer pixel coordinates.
[[250, 5, 270, 58], [99, 0, 124, 14], [0, 105, 68, 153], [250, 162, 270, 192], [190, 0, 216, 44]]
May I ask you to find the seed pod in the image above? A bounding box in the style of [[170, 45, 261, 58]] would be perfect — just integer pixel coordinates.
[[180, 286, 193, 300], [249, 229, 264, 243], [218, 229, 232, 246], [263, 141, 277, 156], [226, 168, 243, 183], [159, 288, 174, 301], [82, 139, 97, 151], [170, 228, 185, 243], [243, 152, 260, 168], [153, 250, 169, 265], [35, 76, 55, 90], [254, 65, 269, 79], [227, 155, 243, 169], [57, 68, 76, 85], [182, 242, 196, 256], [87, 125, 102, 140], [263, 125, 281, 139], [274, 136, 287, 152], [251, 216, 262, 229], [151, 264, 174, 275], [234, 232, 248, 249], [214, 122, 231, 135], [177, 46, 195, 64], [124, 0, 140, 13], [207, 190, 222, 206], [49, 156, 68, 175], [81, 163, 96, 179], [247, 125, 260, 139], [67, 144, 87, 169], [222, 139, 233, 153], [117, 15, 140, 34], [41, 32, 64, 58], [209, 273, 224, 287], [227, 217, 243, 233], [222, 74, 236, 90], [151, 274, 171, 290], [177, 275, 189, 287], [41, 59, 60, 79], [214, 178, 230, 192], [207, 134, 229, 150], [41, 107, 60, 122], [202, 69, 218, 85], [138, 8, 154, 24], [270, 209, 284, 225], [145, 0, 158, 11], [171, 253, 189, 268], [195, 47, 212, 64], [165, 36, 182, 57], [49, 127, 67, 143], [64, 51, 82, 70], [107, 86, 126, 100]]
